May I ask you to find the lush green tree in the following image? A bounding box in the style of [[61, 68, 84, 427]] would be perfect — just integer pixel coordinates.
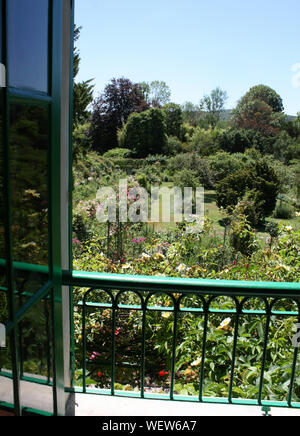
[[208, 152, 251, 184], [163, 136, 183, 155], [217, 128, 257, 154], [236, 84, 284, 113], [168, 153, 214, 188], [269, 131, 295, 162], [90, 77, 149, 153], [118, 107, 167, 157], [199, 87, 228, 129], [172, 169, 199, 190], [216, 159, 280, 226], [140, 80, 171, 107], [181, 101, 202, 127], [189, 127, 222, 156], [163, 103, 183, 138], [73, 122, 91, 160], [73, 26, 94, 127]]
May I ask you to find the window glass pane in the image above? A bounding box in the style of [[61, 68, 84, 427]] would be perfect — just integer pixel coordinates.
[[10, 104, 49, 267], [0, 87, 7, 325], [7, 0, 49, 93], [18, 294, 52, 383]]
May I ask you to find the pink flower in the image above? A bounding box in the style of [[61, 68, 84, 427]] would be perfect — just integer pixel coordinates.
[[89, 351, 100, 361], [72, 238, 80, 244]]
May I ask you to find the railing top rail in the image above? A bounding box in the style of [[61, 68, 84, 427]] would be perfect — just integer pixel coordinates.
[[62, 270, 300, 297], [1, 258, 300, 297]]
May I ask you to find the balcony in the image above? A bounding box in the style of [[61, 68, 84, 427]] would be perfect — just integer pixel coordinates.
[[5, 268, 300, 416], [1, 269, 300, 416]]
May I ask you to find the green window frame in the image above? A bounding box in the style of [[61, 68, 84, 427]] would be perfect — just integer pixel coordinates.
[[0, 0, 73, 416]]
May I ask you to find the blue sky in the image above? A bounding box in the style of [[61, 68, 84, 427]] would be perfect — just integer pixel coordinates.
[[75, 0, 300, 115]]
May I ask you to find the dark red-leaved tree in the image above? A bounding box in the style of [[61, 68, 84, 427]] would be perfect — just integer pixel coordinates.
[[89, 77, 149, 153], [232, 99, 280, 136]]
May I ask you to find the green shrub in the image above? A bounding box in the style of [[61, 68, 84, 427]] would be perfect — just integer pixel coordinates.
[[273, 202, 294, 219], [216, 159, 280, 225], [103, 148, 133, 159], [172, 169, 200, 190], [163, 136, 183, 155], [168, 153, 214, 189]]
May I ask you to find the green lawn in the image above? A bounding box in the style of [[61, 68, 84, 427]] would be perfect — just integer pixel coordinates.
[[149, 187, 300, 237]]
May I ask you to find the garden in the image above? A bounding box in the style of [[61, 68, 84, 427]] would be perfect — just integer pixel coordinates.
[[1, 34, 300, 404], [69, 78, 300, 400]]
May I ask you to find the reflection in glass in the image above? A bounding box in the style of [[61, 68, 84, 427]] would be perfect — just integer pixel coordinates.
[[17, 295, 52, 382], [0, 326, 10, 373], [0, 334, 14, 406], [0, 88, 7, 378], [10, 104, 49, 266], [7, 0, 49, 93]]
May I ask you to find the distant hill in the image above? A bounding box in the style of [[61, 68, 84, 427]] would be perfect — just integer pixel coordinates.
[[219, 109, 296, 122]]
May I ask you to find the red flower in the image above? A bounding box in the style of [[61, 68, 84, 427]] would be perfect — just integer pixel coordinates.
[[159, 370, 169, 377], [115, 328, 121, 336], [98, 371, 103, 378]]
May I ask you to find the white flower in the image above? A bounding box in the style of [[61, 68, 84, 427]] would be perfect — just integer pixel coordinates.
[[141, 253, 151, 261], [191, 357, 202, 367], [285, 226, 293, 232], [121, 264, 131, 269], [21, 242, 37, 249], [177, 264, 187, 272], [24, 189, 40, 198], [218, 318, 232, 331]]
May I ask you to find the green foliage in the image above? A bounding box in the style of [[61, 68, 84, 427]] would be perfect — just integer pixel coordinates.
[[168, 153, 214, 189], [139, 80, 171, 108], [163, 103, 183, 138], [73, 123, 91, 160], [103, 148, 133, 159], [237, 84, 284, 113], [216, 159, 280, 226], [273, 202, 294, 219], [90, 77, 149, 153], [217, 128, 257, 153], [73, 26, 94, 127], [199, 87, 228, 129], [163, 136, 183, 156], [229, 214, 258, 257], [270, 131, 300, 163], [118, 108, 168, 157], [208, 152, 250, 184], [189, 127, 222, 156], [172, 169, 199, 190], [181, 102, 202, 127]]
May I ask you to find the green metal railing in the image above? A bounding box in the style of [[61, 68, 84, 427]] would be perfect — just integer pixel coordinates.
[[66, 270, 300, 411], [1, 266, 300, 413]]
